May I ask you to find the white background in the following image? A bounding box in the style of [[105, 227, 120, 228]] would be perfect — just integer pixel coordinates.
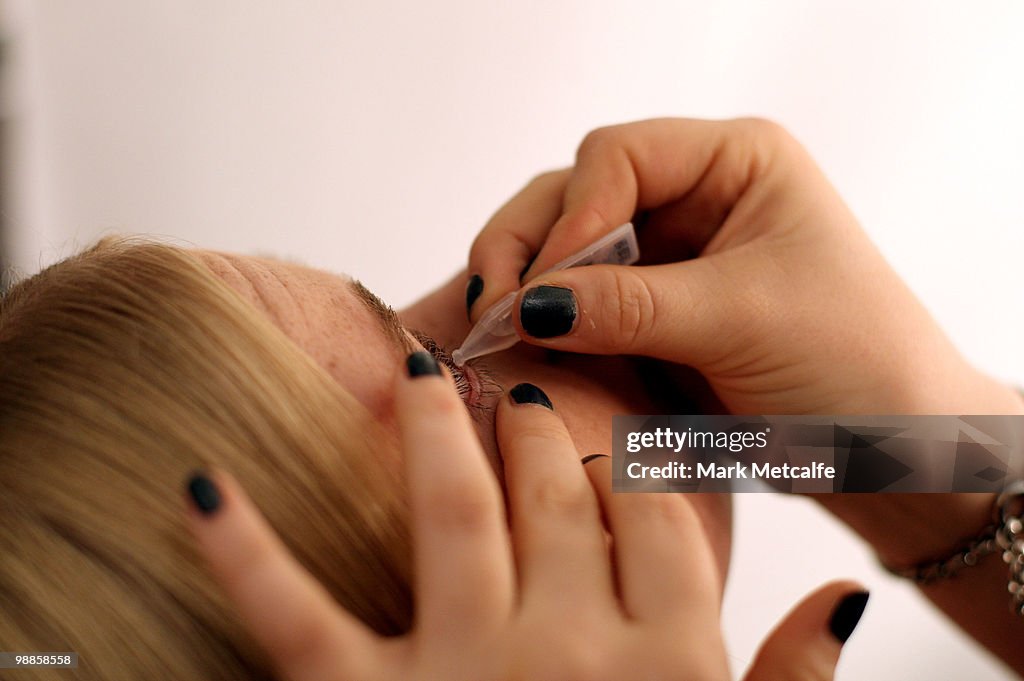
[[2, 2, 1022, 678]]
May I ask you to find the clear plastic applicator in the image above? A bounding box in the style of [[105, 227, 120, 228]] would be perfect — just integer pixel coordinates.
[[452, 222, 640, 366]]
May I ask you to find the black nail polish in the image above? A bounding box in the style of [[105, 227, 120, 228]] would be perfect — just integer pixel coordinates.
[[520, 285, 577, 338], [407, 351, 442, 378], [829, 591, 869, 643], [187, 472, 221, 516], [465, 274, 484, 318], [509, 382, 553, 410], [581, 454, 609, 465]]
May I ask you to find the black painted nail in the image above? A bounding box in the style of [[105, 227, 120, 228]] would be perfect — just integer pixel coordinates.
[[465, 274, 484, 319], [520, 285, 577, 338], [829, 591, 869, 643], [187, 472, 221, 516], [581, 454, 609, 465], [509, 382, 553, 410], [407, 351, 442, 378]]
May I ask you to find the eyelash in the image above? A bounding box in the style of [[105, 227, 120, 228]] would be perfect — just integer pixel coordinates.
[[410, 330, 499, 412]]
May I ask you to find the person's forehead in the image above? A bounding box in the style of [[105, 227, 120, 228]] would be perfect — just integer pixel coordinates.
[[195, 250, 407, 419], [207, 252, 348, 320]]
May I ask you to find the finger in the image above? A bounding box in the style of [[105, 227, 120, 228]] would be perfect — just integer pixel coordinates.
[[513, 255, 773, 369], [743, 582, 869, 681], [522, 117, 784, 280], [396, 352, 514, 641], [466, 169, 572, 321], [582, 456, 720, 624], [497, 383, 615, 612], [186, 470, 379, 681]]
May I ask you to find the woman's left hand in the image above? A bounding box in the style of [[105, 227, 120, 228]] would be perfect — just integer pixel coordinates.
[[186, 351, 860, 681]]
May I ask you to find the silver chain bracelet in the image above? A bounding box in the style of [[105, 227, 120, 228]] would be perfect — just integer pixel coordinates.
[[882, 480, 1024, 616]]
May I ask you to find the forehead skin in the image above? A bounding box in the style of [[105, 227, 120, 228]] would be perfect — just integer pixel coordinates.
[[195, 251, 405, 425]]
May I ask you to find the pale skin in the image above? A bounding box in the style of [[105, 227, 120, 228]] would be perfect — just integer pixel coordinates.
[[464, 117, 1024, 672], [188, 252, 861, 678]]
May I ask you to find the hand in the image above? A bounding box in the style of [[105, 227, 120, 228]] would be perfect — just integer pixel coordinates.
[[466, 118, 1023, 416], [186, 351, 861, 680], [466, 118, 1024, 671]]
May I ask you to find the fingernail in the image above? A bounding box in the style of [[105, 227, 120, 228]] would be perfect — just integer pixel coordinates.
[[465, 274, 484, 319], [520, 285, 577, 338], [407, 351, 442, 378], [186, 471, 221, 516], [509, 382, 553, 410], [581, 454, 609, 465], [829, 591, 869, 643]]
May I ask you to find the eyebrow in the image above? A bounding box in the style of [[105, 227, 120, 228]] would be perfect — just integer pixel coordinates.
[[348, 279, 417, 355]]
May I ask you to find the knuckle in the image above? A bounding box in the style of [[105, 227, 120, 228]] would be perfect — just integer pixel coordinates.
[[732, 117, 807, 169], [470, 229, 529, 269], [576, 125, 621, 160], [621, 492, 698, 531], [525, 474, 595, 519], [727, 117, 812, 185], [420, 483, 497, 534], [736, 116, 794, 146], [601, 269, 658, 352]]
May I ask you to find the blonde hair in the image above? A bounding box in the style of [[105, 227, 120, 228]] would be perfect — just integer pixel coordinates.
[[0, 238, 413, 680]]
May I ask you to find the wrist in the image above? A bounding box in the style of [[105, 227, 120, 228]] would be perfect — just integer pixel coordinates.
[[815, 369, 1023, 565], [815, 492, 996, 569]]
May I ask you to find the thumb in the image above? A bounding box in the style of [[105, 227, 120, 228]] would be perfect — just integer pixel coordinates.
[[513, 257, 767, 367], [743, 582, 869, 681]]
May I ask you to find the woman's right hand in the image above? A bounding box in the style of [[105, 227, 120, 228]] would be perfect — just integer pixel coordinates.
[[466, 119, 1024, 672], [466, 118, 1022, 417]]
